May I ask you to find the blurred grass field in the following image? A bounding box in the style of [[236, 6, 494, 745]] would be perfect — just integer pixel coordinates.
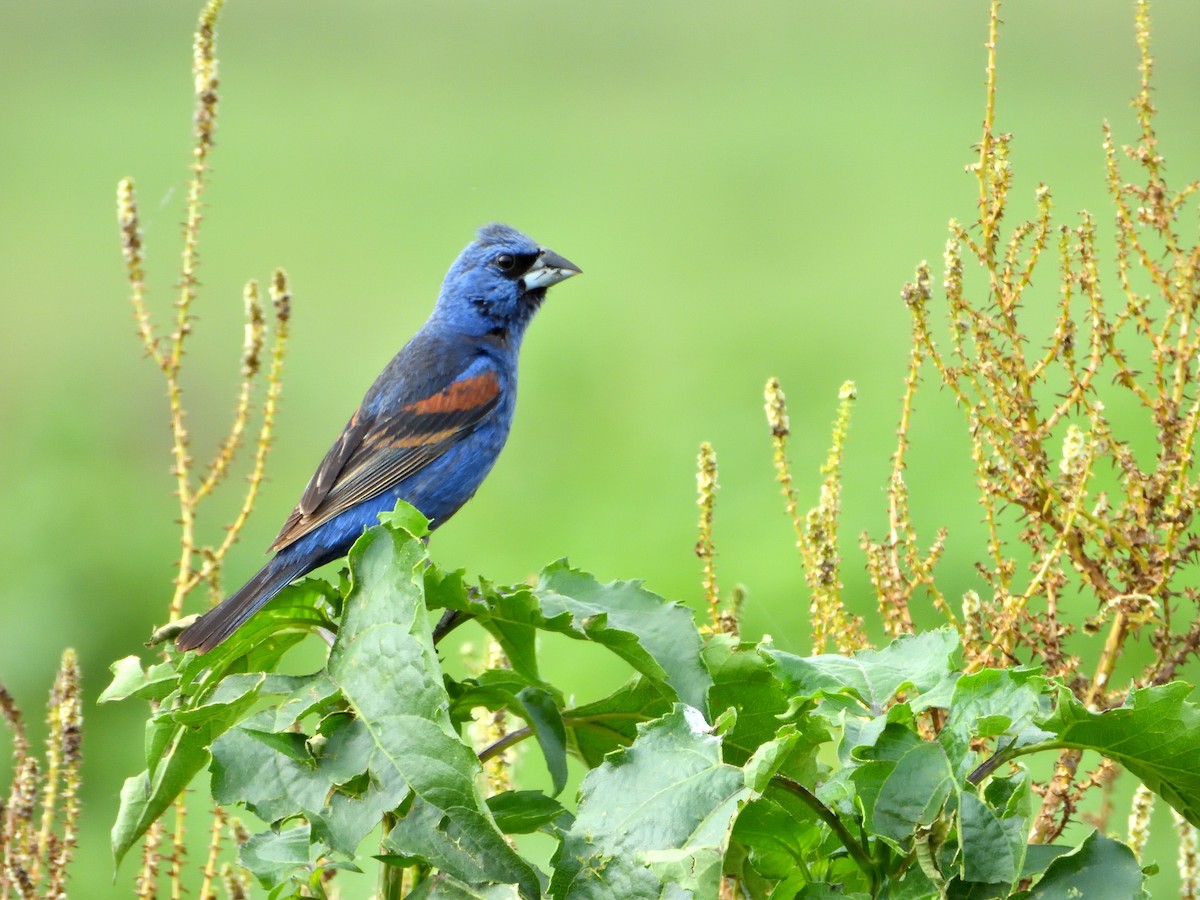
[[2, 1, 1199, 895]]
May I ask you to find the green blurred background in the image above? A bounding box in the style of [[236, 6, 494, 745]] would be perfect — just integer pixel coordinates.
[[3, 1, 1199, 895]]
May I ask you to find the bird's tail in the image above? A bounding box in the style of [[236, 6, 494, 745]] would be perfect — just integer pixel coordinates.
[[175, 553, 310, 654]]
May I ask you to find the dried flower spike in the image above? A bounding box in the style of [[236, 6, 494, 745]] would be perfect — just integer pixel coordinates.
[[695, 441, 720, 626]]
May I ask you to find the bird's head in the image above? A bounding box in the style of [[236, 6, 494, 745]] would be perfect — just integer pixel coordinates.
[[436, 223, 581, 340]]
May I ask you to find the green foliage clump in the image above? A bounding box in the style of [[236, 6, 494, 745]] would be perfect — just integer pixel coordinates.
[[102, 510, 1200, 898]]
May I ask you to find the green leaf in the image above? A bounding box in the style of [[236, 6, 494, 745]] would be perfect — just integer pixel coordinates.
[[111, 668, 268, 867], [765, 628, 959, 715], [99, 656, 178, 703], [429, 561, 712, 711], [268, 673, 341, 731], [176, 578, 338, 695], [730, 793, 822, 881], [424, 566, 542, 680], [944, 879, 1009, 899], [1025, 831, 1148, 899], [1038, 682, 1200, 827], [243, 728, 310, 761], [337, 525, 540, 898], [548, 705, 750, 899], [487, 790, 572, 835], [878, 864, 942, 900], [958, 790, 1025, 886], [376, 498, 431, 538], [451, 673, 569, 796], [795, 887, 871, 900], [106, 573, 340, 872], [171, 672, 270, 725], [743, 724, 802, 793], [1019, 844, 1073, 878], [238, 824, 319, 890], [211, 713, 375, 833], [111, 756, 204, 870], [403, 874, 521, 900], [984, 768, 1033, 821], [563, 675, 672, 768], [940, 667, 1051, 775], [537, 562, 711, 710], [862, 740, 955, 850], [316, 778, 409, 857], [515, 687, 568, 796], [841, 719, 924, 828], [643, 844, 725, 895], [704, 636, 828, 778]]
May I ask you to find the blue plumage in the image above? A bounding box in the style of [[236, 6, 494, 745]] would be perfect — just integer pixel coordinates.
[[176, 224, 580, 652]]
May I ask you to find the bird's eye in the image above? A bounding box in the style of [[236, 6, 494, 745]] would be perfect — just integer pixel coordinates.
[[495, 254, 516, 272]]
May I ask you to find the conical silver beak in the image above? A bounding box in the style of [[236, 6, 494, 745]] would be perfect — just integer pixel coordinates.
[[521, 247, 582, 291]]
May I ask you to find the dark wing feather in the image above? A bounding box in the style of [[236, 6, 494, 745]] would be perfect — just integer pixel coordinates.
[[298, 406, 370, 516], [269, 371, 501, 552]]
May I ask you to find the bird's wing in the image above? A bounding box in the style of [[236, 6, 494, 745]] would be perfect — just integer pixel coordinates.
[[269, 366, 502, 552]]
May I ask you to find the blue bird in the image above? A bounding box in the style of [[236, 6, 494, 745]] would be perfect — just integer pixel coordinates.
[[176, 224, 581, 653]]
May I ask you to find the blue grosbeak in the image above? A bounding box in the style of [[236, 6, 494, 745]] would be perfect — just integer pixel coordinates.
[[176, 223, 581, 653]]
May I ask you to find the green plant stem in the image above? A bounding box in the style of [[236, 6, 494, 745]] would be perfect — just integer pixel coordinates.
[[770, 775, 879, 892], [478, 726, 531, 765], [476, 711, 651, 766], [432, 609, 473, 645], [967, 738, 1018, 785], [378, 812, 405, 900]]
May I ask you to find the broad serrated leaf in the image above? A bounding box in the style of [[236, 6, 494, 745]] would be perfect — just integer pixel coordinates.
[[269, 673, 341, 731], [1039, 682, 1200, 826], [704, 636, 810, 772], [984, 768, 1032, 821], [430, 561, 711, 712], [99, 656, 178, 703], [844, 702, 919, 768], [940, 667, 1052, 775], [852, 715, 925, 763], [878, 864, 942, 900], [730, 793, 823, 881], [958, 790, 1025, 886], [549, 705, 749, 899], [562, 675, 672, 768], [377, 500, 431, 538], [643, 844, 725, 896], [211, 713, 377, 837], [171, 672, 270, 725], [765, 628, 959, 715], [111, 669, 267, 866], [112, 753, 207, 869], [451, 673, 569, 796], [1019, 844, 1073, 878], [535, 562, 711, 712], [243, 728, 310, 761], [402, 874, 521, 900], [335, 525, 540, 898], [487, 790, 572, 835], [239, 824, 318, 890], [862, 740, 955, 850], [795, 887, 872, 900], [944, 878, 1008, 899], [176, 578, 338, 696], [1025, 831, 1148, 899], [515, 687, 568, 795], [743, 724, 802, 793], [424, 566, 544, 680], [450, 668, 563, 721], [109, 577, 344, 873]]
